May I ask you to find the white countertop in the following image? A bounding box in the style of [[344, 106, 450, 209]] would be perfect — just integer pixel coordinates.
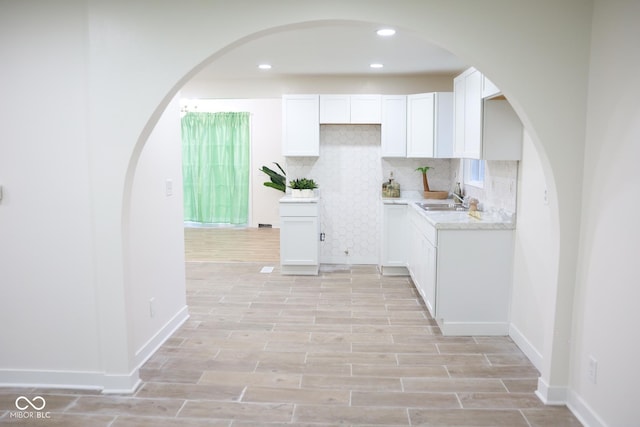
[[383, 197, 516, 230], [280, 195, 319, 203]]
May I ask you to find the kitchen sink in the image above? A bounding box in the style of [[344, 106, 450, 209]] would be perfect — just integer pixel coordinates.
[[416, 202, 467, 212]]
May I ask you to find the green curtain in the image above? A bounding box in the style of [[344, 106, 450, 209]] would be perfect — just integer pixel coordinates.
[[181, 112, 250, 224]]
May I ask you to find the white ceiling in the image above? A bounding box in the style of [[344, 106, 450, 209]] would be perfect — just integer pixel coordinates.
[[192, 22, 469, 80]]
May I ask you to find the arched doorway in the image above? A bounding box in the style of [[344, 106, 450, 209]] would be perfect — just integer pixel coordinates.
[[121, 13, 574, 402]]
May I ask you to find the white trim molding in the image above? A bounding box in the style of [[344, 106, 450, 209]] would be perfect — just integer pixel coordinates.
[[567, 389, 608, 427], [535, 377, 568, 405], [134, 305, 189, 367], [0, 306, 189, 394], [0, 369, 136, 394], [509, 323, 543, 371]]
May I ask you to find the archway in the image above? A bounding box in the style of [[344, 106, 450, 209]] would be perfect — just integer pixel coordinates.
[[122, 17, 569, 401]]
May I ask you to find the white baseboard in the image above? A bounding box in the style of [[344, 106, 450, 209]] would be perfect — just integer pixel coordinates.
[[134, 305, 189, 367], [0, 305, 189, 394], [567, 389, 608, 427], [509, 323, 543, 371], [535, 377, 568, 405], [0, 369, 137, 393], [439, 321, 509, 336], [0, 370, 104, 391]]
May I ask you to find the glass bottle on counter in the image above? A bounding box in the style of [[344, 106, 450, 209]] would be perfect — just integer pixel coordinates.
[[382, 171, 401, 198]]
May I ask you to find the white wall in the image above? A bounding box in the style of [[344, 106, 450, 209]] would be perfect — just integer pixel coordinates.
[[128, 94, 188, 367], [181, 75, 454, 99], [510, 131, 557, 371], [569, 1, 640, 425], [0, 0, 102, 385], [4, 3, 625, 422]]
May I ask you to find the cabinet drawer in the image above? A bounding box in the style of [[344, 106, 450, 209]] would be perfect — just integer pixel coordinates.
[[280, 203, 319, 217]]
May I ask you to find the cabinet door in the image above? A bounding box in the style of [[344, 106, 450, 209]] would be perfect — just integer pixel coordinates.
[[280, 216, 319, 265], [407, 213, 420, 281], [422, 237, 437, 317], [319, 95, 350, 123], [351, 95, 382, 124], [282, 95, 319, 156], [463, 69, 483, 159], [433, 92, 453, 158], [407, 93, 435, 158], [453, 74, 466, 158], [380, 95, 407, 157], [381, 204, 407, 266]]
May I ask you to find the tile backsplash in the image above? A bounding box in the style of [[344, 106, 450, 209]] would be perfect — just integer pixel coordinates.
[[286, 125, 381, 264], [457, 159, 519, 214], [286, 124, 518, 265]]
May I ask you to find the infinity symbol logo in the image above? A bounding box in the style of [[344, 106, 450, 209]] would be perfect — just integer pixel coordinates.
[[15, 396, 46, 411]]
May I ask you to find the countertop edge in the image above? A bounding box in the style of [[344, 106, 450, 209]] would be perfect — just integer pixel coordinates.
[[280, 196, 319, 203], [405, 201, 516, 230]]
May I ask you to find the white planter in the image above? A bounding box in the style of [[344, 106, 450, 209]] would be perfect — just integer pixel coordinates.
[[291, 189, 315, 198]]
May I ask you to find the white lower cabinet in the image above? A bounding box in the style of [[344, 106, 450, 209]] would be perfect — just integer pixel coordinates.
[[407, 207, 437, 316], [279, 200, 319, 275], [407, 206, 513, 336]]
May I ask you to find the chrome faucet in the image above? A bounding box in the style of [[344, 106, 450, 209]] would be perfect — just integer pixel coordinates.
[[451, 192, 464, 204]]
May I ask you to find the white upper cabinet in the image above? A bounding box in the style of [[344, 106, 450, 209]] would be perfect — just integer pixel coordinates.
[[319, 95, 350, 123], [282, 95, 320, 156], [351, 95, 382, 123], [453, 68, 522, 160], [380, 95, 407, 157], [319, 95, 381, 124], [406, 92, 453, 158]]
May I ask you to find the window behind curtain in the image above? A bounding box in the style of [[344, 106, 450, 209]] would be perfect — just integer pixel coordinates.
[[181, 112, 250, 225]]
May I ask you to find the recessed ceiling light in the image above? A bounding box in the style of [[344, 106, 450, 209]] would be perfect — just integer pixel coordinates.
[[258, 64, 272, 70], [370, 63, 384, 69], [376, 28, 396, 36]]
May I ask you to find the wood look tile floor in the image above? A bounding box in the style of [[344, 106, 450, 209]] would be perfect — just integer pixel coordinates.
[[0, 228, 582, 426]]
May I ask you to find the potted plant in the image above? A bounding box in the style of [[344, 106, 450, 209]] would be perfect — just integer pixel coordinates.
[[259, 162, 286, 192], [289, 178, 318, 198], [415, 166, 448, 199]]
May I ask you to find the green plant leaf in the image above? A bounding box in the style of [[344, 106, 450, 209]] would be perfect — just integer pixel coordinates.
[[260, 163, 286, 193], [264, 181, 285, 192], [273, 162, 286, 176]]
